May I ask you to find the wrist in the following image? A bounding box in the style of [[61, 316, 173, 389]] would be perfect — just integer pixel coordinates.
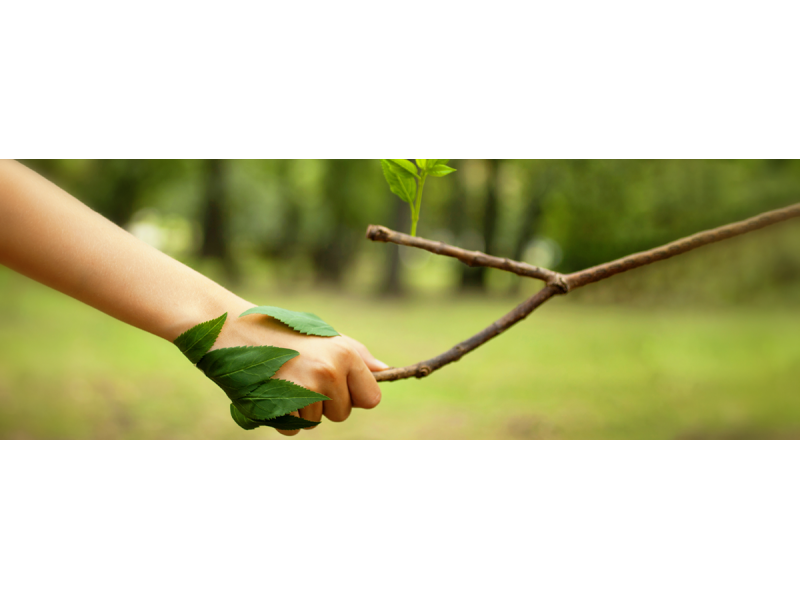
[[163, 282, 254, 344]]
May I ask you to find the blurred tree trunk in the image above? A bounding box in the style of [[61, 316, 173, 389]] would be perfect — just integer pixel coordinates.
[[200, 159, 238, 282], [103, 160, 145, 227], [381, 193, 409, 296], [446, 159, 469, 240], [312, 160, 358, 286], [508, 168, 553, 294], [461, 159, 500, 291], [273, 160, 301, 261]]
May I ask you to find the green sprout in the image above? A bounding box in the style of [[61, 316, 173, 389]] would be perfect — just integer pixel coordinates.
[[381, 159, 457, 237]]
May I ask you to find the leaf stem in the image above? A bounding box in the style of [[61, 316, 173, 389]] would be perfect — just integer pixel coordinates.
[[410, 173, 427, 237]]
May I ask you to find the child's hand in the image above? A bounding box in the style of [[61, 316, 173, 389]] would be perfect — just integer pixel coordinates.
[[1, 161, 386, 436], [212, 301, 388, 436]]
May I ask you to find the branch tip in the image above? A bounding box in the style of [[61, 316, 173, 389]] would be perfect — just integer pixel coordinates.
[[366, 224, 390, 242]]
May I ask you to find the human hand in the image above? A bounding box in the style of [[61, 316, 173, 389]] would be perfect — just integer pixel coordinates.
[[0, 161, 386, 437], [211, 301, 388, 436]]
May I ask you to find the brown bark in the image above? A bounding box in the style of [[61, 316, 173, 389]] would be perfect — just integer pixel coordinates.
[[367, 225, 568, 291], [368, 202, 800, 382]]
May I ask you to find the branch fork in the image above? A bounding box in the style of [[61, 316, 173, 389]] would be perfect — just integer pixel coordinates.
[[367, 203, 800, 382]]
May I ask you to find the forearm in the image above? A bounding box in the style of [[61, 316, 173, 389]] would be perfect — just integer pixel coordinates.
[[0, 160, 249, 342]]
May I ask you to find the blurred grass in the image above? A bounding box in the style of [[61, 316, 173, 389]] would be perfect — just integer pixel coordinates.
[[2, 266, 799, 440]]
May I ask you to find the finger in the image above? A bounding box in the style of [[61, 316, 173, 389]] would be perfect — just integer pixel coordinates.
[[299, 401, 323, 430], [276, 411, 301, 437], [321, 373, 352, 423], [347, 354, 382, 410], [342, 334, 389, 372]]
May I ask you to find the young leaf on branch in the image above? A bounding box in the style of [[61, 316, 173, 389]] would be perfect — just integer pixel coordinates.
[[381, 160, 416, 205], [386, 159, 419, 178], [428, 163, 457, 178], [380, 159, 457, 236]]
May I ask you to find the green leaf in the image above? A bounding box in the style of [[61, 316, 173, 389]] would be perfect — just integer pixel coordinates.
[[230, 403, 262, 430], [427, 164, 457, 178], [173, 313, 227, 364], [387, 159, 419, 178], [240, 306, 339, 337], [381, 159, 417, 204], [261, 413, 321, 430], [424, 160, 451, 169], [234, 378, 329, 421], [230, 404, 320, 431], [173, 310, 329, 433], [394, 169, 417, 203], [416, 159, 428, 170], [198, 346, 299, 396]]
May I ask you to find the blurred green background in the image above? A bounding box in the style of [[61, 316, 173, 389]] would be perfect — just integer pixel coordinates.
[[2, 159, 799, 439]]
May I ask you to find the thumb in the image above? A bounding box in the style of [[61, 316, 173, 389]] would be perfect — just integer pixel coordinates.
[[341, 334, 389, 373], [362, 353, 390, 373]]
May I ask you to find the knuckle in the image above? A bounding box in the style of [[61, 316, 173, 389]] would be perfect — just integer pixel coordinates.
[[314, 361, 338, 383], [332, 339, 355, 361]]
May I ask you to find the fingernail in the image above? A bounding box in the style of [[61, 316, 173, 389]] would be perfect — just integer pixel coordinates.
[[375, 360, 390, 370]]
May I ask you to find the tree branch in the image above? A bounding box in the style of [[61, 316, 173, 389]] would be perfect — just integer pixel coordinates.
[[366, 224, 568, 291], [564, 203, 800, 291], [368, 203, 800, 383]]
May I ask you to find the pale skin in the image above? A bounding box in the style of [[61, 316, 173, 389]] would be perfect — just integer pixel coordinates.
[[0, 160, 387, 436]]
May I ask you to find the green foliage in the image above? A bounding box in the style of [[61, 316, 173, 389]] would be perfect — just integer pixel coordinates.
[[387, 159, 419, 178], [381, 159, 457, 236], [428, 163, 457, 178], [233, 379, 329, 421], [381, 159, 416, 205], [229, 404, 320, 431], [198, 346, 299, 394], [173, 313, 227, 364], [229, 403, 262, 430], [175, 308, 340, 431], [27, 159, 800, 293], [240, 306, 339, 337]]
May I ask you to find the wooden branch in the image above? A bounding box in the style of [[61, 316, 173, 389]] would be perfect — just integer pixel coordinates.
[[374, 286, 558, 382], [565, 203, 800, 291], [366, 224, 568, 291], [368, 202, 800, 383]]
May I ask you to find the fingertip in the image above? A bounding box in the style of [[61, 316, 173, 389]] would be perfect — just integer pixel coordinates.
[[362, 389, 382, 409], [367, 358, 390, 372]]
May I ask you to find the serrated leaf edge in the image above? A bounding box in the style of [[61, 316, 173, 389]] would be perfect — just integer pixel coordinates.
[[233, 377, 329, 421], [239, 306, 339, 337], [230, 404, 321, 431], [173, 313, 227, 364], [173, 312, 330, 432], [199, 345, 299, 378]]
